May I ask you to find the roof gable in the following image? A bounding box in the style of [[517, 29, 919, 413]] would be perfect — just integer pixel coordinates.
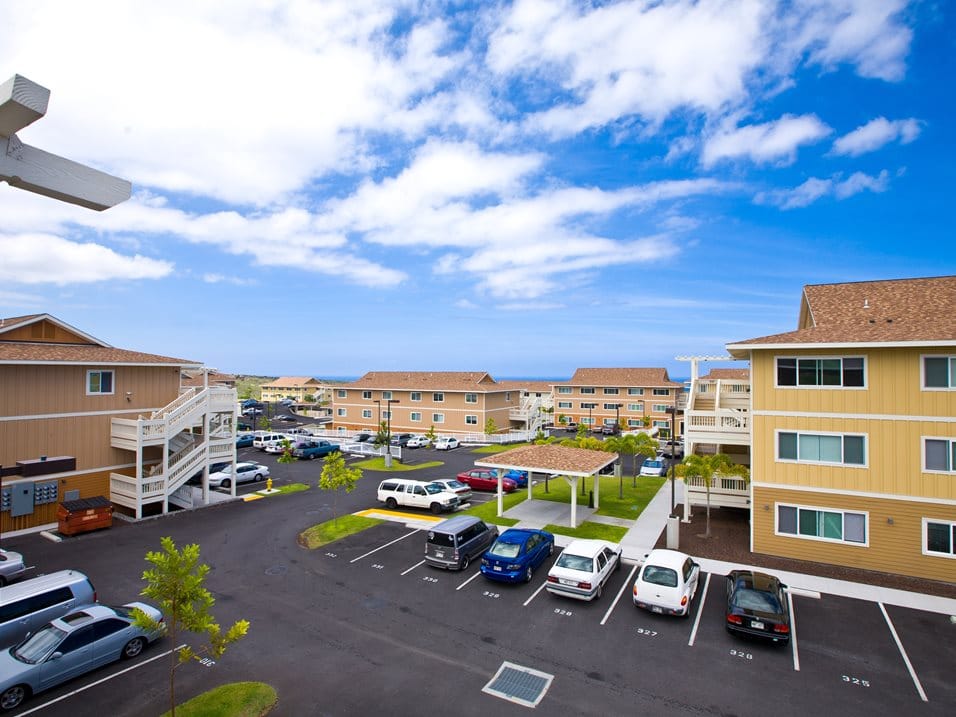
[[346, 371, 500, 392], [0, 314, 109, 346], [564, 367, 681, 388]]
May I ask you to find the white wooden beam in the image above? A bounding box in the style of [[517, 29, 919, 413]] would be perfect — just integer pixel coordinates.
[[0, 74, 131, 211]]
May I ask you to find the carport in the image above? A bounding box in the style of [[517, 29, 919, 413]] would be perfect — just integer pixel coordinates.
[[474, 445, 618, 527]]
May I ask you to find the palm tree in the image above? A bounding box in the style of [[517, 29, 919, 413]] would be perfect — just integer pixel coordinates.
[[676, 454, 749, 538], [631, 433, 659, 487]]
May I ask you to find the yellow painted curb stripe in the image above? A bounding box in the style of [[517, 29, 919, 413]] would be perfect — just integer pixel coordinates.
[[243, 494, 265, 502], [355, 508, 442, 523]]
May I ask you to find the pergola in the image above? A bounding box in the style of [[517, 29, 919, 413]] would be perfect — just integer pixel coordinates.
[[475, 444, 618, 527]]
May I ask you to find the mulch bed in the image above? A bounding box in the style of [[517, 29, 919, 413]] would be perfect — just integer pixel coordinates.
[[653, 505, 956, 600]]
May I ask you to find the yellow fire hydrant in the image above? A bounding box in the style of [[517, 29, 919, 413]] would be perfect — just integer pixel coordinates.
[[266, 477, 273, 491]]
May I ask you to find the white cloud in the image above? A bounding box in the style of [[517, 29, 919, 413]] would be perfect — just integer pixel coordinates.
[[831, 117, 922, 156], [702, 114, 831, 167], [0, 233, 173, 284], [834, 170, 890, 199], [755, 170, 889, 209]]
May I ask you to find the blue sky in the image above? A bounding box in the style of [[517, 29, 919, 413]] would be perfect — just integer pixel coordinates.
[[1, 1, 953, 380]]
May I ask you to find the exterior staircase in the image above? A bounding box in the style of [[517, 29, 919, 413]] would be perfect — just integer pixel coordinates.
[[109, 385, 237, 517]]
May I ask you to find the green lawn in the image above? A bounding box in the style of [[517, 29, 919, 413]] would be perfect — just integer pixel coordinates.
[[270, 482, 310, 495], [353, 457, 444, 471], [469, 443, 532, 454], [529, 474, 665, 520], [542, 522, 628, 542], [298, 514, 384, 549], [460, 489, 526, 526], [161, 682, 277, 717]]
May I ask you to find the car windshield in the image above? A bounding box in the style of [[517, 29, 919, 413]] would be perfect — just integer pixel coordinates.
[[444, 480, 467, 490], [13, 624, 66, 664], [427, 532, 455, 547], [645, 461, 662, 469], [425, 483, 444, 495], [642, 565, 678, 587], [555, 553, 593, 572], [489, 540, 521, 558], [732, 588, 782, 613]]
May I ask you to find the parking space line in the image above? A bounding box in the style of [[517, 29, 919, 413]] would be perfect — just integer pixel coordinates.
[[601, 563, 639, 626], [401, 559, 426, 576], [349, 529, 420, 563], [879, 602, 928, 702], [456, 570, 482, 591], [788, 589, 800, 671], [687, 572, 710, 646], [18, 643, 187, 716], [523, 581, 549, 607]]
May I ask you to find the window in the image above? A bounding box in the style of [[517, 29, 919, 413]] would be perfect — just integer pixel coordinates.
[[583, 417, 594, 426], [505, 392, 512, 401], [627, 419, 641, 427], [410, 392, 422, 402], [557, 387, 572, 394], [362, 391, 372, 400], [652, 404, 669, 413], [557, 401, 572, 409], [603, 388, 619, 395], [605, 403, 623, 411], [652, 420, 669, 428], [776, 357, 865, 387], [628, 388, 644, 396], [777, 431, 866, 466], [410, 412, 422, 422], [465, 393, 477, 403], [652, 388, 670, 396], [433, 392, 444, 402], [337, 389, 346, 398], [382, 391, 393, 400], [777, 504, 867, 545], [87, 370, 113, 395], [433, 413, 445, 423], [362, 409, 372, 419], [923, 356, 956, 389], [627, 403, 643, 412], [923, 519, 956, 557], [924, 438, 956, 473], [580, 387, 595, 395], [383, 411, 392, 420], [466, 415, 478, 425], [580, 402, 597, 409], [337, 408, 346, 417]]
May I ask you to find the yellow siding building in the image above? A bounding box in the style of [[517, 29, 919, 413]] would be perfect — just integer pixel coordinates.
[[728, 276, 956, 582]]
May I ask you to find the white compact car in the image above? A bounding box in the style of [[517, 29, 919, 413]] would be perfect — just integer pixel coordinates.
[[546, 539, 622, 601], [640, 458, 667, 477], [632, 548, 701, 617], [208, 462, 270, 489], [406, 435, 431, 448], [434, 437, 460, 451]]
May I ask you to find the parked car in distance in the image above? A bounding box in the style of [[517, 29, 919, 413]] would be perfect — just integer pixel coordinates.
[[242, 407, 262, 417], [429, 479, 473, 504], [273, 414, 297, 422], [208, 462, 269, 489], [725, 570, 791, 643], [434, 436, 460, 451], [236, 433, 255, 448], [285, 426, 311, 436], [241, 399, 262, 409], [601, 423, 620, 435], [424, 516, 498, 570], [292, 440, 340, 460], [640, 458, 667, 477], [390, 433, 414, 446], [264, 440, 292, 455], [660, 439, 684, 458], [632, 549, 700, 617], [503, 469, 528, 488], [354, 432, 372, 442], [456, 469, 517, 493], [0, 602, 165, 711], [377, 479, 460, 514], [480, 528, 555, 583], [406, 435, 431, 448], [279, 398, 295, 406], [0, 549, 27, 587], [546, 539, 622, 601], [563, 422, 579, 432]]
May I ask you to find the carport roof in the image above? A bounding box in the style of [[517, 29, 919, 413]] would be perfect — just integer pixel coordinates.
[[475, 445, 617, 477]]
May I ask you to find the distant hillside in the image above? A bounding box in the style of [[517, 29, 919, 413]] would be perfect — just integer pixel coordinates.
[[235, 375, 276, 399]]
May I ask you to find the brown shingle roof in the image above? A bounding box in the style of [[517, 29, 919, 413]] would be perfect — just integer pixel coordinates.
[[495, 380, 560, 393], [729, 276, 956, 349], [563, 368, 681, 388], [702, 368, 750, 380], [344, 371, 501, 392], [475, 445, 617, 476], [0, 343, 199, 366], [262, 376, 321, 387]]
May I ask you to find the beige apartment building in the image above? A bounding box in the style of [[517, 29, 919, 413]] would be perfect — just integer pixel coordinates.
[[332, 371, 524, 435], [260, 376, 327, 403], [552, 368, 684, 436]]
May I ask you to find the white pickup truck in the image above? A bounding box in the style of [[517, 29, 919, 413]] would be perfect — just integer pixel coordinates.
[[377, 479, 460, 514]]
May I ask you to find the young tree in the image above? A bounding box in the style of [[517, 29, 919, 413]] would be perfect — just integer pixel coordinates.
[[372, 420, 389, 448], [557, 414, 567, 427], [484, 417, 498, 435], [319, 450, 362, 525], [675, 454, 749, 538], [134, 537, 249, 717], [425, 424, 438, 446], [256, 414, 269, 431], [277, 437, 295, 465]]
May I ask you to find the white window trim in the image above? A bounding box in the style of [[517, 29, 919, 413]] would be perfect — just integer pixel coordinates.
[[362, 409, 372, 419], [337, 408, 347, 417], [580, 387, 596, 395], [775, 429, 868, 468], [337, 389, 346, 398], [774, 355, 868, 390], [557, 387, 572, 394], [557, 401, 572, 409], [382, 391, 393, 400], [628, 388, 644, 395], [922, 436, 956, 474], [922, 517, 956, 559], [652, 404, 669, 413], [410, 412, 422, 422], [432, 413, 445, 423], [86, 369, 114, 396], [433, 393, 444, 403], [362, 391, 372, 400], [465, 415, 478, 425], [465, 393, 478, 404], [920, 354, 956, 391], [652, 388, 670, 396], [775, 502, 869, 547], [603, 388, 619, 395]]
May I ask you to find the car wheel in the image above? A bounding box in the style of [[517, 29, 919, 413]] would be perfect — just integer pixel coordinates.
[[310, 453, 318, 460], [596, 583, 603, 599], [430, 502, 443, 515], [254, 473, 263, 482], [0, 576, 6, 587], [122, 637, 146, 659], [221, 478, 231, 489], [385, 497, 397, 509], [548, 542, 554, 556], [0, 684, 28, 710], [460, 555, 470, 570], [524, 566, 534, 583], [615, 555, 621, 571]]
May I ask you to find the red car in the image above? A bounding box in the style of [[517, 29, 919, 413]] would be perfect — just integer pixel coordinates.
[[456, 469, 517, 493]]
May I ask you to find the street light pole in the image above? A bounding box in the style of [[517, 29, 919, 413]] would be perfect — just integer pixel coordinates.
[[385, 398, 400, 468], [614, 403, 623, 432], [669, 404, 677, 517]]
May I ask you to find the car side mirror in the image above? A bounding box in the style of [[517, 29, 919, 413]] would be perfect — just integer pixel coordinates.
[[779, 583, 788, 590], [49, 651, 63, 661]]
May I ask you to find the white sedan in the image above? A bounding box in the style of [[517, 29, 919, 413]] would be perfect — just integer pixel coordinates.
[[434, 437, 460, 451], [546, 539, 622, 601], [640, 458, 667, 477], [632, 548, 701, 617], [406, 435, 431, 448], [208, 462, 269, 489]]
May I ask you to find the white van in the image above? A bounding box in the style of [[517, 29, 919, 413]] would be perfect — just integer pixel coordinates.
[[0, 569, 97, 647], [377, 479, 460, 514], [253, 433, 287, 451]]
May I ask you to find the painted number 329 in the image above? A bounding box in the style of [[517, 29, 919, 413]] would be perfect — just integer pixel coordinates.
[[842, 675, 870, 687]]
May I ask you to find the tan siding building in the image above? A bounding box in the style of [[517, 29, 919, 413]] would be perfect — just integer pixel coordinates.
[[728, 276, 956, 582], [260, 377, 326, 403]]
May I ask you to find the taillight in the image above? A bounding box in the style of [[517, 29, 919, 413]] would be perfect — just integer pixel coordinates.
[[727, 614, 743, 625], [579, 582, 591, 590], [547, 576, 559, 583], [680, 595, 688, 606], [773, 623, 790, 634], [632, 585, 638, 597]]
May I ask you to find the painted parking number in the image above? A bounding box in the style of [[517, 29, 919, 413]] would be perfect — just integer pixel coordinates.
[[422, 576, 438, 583], [842, 675, 870, 687], [554, 608, 573, 617], [325, 552, 337, 558], [482, 590, 500, 599], [372, 563, 385, 570], [729, 649, 753, 660], [199, 657, 216, 668], [636, 627, 658, 637]]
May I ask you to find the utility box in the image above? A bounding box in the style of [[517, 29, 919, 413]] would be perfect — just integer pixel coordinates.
[[56, 496, 113, 536], [666, 515, 680, 550]]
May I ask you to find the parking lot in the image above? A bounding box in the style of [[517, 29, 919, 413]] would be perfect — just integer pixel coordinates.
[[3, 443, 954, 716]]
